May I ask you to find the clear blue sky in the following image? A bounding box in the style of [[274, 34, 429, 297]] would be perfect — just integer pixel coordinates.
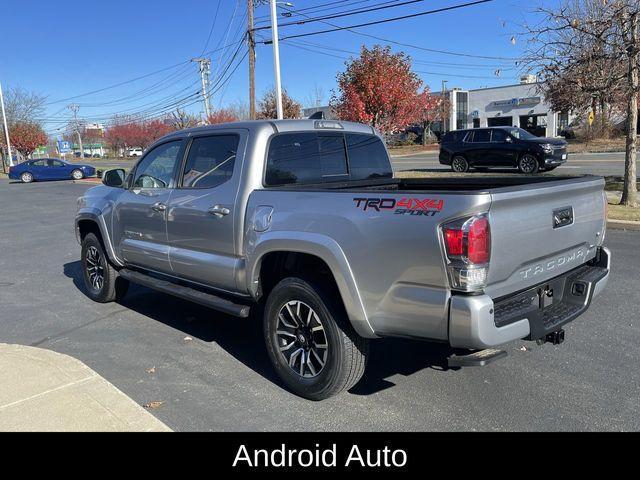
[[1, 0, 544, 136]]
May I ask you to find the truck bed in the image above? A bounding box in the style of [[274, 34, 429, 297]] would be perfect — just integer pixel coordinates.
[[248, 174, 607, 340]]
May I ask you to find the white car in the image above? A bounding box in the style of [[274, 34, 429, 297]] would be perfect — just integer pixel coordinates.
[[126, 147, 143, 157]]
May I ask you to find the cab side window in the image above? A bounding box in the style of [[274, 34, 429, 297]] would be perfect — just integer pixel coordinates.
[[133, 140, 182, 189], [181, 135, 239, 189]]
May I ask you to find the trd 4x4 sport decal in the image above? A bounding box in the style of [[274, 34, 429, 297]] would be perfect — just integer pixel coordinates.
[[353, 197, 444, 216]]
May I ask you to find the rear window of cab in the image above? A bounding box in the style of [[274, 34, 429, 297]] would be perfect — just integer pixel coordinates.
[[265, 132, 392, 186]]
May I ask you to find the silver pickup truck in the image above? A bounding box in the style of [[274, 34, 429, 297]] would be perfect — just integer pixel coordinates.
[[75, 119, 610, 400]]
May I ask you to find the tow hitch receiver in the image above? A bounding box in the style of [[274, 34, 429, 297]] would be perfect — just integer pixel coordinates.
[[448, 348, 507, 367], [542, 329, 565, 345]]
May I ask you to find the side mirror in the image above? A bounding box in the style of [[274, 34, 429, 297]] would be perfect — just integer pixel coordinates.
[[505, 136, 513, 143], [102, 168, 126, 188]]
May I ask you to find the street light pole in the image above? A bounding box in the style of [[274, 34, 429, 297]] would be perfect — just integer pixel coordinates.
[[269, 0, 283, 119], [0, 81, 13, 168]]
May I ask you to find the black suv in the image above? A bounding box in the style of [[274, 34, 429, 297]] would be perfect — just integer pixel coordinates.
[[439, 126, 568, 174]]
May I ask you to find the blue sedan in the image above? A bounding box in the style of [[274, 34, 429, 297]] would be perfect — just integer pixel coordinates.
[[8, 158, 96, 183]]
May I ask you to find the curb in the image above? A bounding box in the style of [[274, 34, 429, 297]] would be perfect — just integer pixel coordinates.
[[0, 343, 172, 432], [390, 151, 439, 158], [607, 219, 640, 231]]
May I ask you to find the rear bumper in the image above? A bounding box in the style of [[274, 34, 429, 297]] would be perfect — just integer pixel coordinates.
[[448, 246, 610, 349]]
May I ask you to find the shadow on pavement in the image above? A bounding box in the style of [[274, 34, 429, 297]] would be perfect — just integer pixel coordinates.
[[64, 260, 457, 397]]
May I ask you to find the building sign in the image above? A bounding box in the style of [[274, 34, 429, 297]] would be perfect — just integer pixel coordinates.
[[57, 140, 72, 153], [492, 96, 541, 108]]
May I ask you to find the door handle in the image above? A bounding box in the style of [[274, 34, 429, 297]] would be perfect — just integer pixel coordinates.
[[151, 202, 167, 212], [208, 205, 230, 217]]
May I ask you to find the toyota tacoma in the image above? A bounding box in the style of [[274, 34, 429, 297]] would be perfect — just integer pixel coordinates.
[[75, 120, 610, 400]]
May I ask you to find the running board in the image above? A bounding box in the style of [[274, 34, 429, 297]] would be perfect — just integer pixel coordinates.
[[118, 269, 250, 318], [447, 348, 507, 367]]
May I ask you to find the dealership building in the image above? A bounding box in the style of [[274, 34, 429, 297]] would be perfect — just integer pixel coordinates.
[[301, 76, 571, 138], [440, 75, 572, 137]]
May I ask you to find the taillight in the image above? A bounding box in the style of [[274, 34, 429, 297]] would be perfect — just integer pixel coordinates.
[[442, 214, 491, 292]]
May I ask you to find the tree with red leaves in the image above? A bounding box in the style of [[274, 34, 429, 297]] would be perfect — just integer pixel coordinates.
[[105, 118, 174, 156], [1, 122, 48, 157], [331, 45, 428, 134], [144, 119, 173, 145], [415, 88, 447, 145], [207, 108, 239, 125]]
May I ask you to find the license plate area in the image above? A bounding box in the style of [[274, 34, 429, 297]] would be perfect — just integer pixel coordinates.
[[493, 263, 607, 340]]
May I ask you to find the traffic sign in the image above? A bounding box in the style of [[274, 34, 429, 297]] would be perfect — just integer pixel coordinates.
[[57, 140, 72, 153]]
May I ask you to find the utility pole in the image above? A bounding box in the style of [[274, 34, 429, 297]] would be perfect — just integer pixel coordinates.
[[248, 0, 256, 120], [68, 104, 84, 160], [269, 0, 283, 119], [192, 57, 212, 120], [0, 81, 13, 169]]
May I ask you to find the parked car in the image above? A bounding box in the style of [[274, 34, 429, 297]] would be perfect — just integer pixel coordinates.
[[439, 126, 568, 173], [9, 158, 96, 183], [126, 147, 143, 157], [75, 120, 609, 400]]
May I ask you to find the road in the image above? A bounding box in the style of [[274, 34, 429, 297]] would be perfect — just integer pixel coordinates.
[[0, 179, 638, 431], [391, 151, 629, 177], [84, 151, 631, 178]]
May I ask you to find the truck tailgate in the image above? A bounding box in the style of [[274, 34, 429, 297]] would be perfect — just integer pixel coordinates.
[[485, 176, 607, 299]]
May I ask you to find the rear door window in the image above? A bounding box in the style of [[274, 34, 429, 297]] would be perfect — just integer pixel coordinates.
[[181, 135, 239, 188], [472, 130, 491, 142], [491, 129, 508, 142]]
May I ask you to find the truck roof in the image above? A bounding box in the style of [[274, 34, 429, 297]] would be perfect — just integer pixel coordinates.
[[162, 119, 378, 140]]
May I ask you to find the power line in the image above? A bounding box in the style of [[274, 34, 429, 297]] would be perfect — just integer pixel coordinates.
[[253, 0, 428, 31], [45, 39, 247, 106], [288, 39, 517, 68], [200, 0, 223, 55], [255, 0, 376, 23], [272, 2, 519, 61], [281, 40, 515, 80], [260, 0, 494, 44]]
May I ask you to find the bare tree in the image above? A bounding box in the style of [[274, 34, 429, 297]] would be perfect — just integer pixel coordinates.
[[227, 99, 250, 120], [3, 86, 47, 125], [522, 0, 639, 207], [170, 109, 200, 130], [305, 83, 326, 108]]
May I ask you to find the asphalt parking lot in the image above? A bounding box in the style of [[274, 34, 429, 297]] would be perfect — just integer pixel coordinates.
[[0, 178, 639, 431]]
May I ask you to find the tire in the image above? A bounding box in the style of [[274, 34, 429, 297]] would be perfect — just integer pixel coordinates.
[[264, 276, 369, 400], [81, 233, 128, 303], [518, 154, 539, 174], [21, 172, 34, 183], [71, 169, 84, 180], [451, 155, 470, 173]]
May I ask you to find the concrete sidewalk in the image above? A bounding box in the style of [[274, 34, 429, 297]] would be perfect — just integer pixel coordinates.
[[0, 344, 171, 432]]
